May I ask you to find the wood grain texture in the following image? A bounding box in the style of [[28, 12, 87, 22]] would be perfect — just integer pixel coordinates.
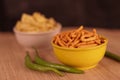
[[0, 27, 120, 80]]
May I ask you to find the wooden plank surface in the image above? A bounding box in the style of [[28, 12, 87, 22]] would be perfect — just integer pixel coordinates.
[[0, 27, 120, 80]]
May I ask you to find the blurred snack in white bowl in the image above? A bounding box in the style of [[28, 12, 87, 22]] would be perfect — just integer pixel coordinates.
[[15, 12, 59, 32], [13, 12, 62, 49]]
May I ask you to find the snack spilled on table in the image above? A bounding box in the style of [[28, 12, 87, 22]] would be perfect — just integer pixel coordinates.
[[53, 26, 106, 48], [15, 12, 58, 32]]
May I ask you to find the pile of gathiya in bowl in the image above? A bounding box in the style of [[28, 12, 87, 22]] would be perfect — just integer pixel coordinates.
[[52, 26, 106, 48]]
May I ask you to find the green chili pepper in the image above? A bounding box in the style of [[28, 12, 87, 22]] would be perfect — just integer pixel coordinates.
[[105, 51, 120, 62], [25, 52, 63, 76], [33, 48, 84, 74]]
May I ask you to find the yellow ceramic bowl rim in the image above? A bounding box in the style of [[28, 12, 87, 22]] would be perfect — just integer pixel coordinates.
[[51, 37, 108, 51], [13, 23, 62, 35]]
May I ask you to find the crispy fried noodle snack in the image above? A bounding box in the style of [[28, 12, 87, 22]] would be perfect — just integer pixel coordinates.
[[53, 26, 106, 48]]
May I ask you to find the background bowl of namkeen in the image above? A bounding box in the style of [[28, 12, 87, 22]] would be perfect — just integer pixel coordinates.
[[52, 26, 108, 70], [13, 12, 62, 49]]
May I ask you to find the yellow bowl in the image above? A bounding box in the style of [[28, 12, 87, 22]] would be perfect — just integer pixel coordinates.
[[51, 38, 108, 70]]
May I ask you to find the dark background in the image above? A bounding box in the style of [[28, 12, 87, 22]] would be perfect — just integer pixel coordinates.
[[0, 0, 120, 31]]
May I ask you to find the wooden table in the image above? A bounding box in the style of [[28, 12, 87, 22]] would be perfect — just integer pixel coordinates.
[[0, 27, 120, 80]]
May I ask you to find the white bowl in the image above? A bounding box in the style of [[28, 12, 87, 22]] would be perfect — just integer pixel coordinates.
[[13, 23, 62, 49]]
